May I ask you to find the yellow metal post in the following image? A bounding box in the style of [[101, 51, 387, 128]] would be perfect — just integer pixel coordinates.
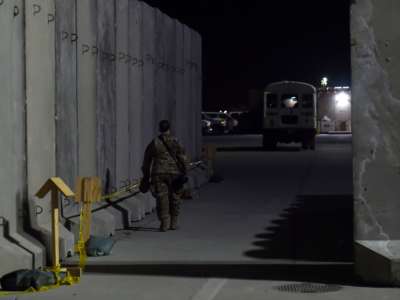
[[51, 188, 60, 269], [36, 177, 74, 270]]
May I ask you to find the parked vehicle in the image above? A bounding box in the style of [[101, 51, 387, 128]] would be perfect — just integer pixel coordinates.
[[202, 118, 213, 134], [202, 112, 238, 133], [262, 81, 317, 150]]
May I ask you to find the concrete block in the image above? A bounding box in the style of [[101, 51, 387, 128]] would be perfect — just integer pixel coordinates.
[[129, 194, 147, 221], [25, 0, 73, 264], [121, 196, 144, 222], [355, 240, 400, 286]]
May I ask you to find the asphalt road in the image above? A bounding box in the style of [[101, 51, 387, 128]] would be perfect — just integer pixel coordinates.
[[20, 134, 400, 300]]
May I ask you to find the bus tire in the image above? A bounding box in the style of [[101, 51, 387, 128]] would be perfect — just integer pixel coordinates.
[[262, 134, 276, 150]]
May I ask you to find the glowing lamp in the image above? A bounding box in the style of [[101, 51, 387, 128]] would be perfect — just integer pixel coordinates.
[[335, 92, 350, 108]]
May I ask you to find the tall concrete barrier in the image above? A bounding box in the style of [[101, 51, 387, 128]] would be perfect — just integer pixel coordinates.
[[0, 0, 44, 274], [352, 0, 400, 286], [26, 0, 74, 262], [142, 2, 157, 148], [183, 25, 193, 158], [128, 0, 144, 181], [75, 0, 116, 238], [97, 0, 117, 191], [175, 21, 185, 143], [164, 14, 177, 130], [55, 0, 78, 218], [192, 31, 203, 160]]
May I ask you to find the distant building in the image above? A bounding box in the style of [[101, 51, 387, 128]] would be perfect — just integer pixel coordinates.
[[317, 86, 352, 132]]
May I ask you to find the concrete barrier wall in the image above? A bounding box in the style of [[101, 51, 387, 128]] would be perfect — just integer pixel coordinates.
[[0, 0, 45, 274], [175, 21, 185, 143], [352, 0, 400, 242], [0, 0, 202, 275], [352, 0, 400, 285]]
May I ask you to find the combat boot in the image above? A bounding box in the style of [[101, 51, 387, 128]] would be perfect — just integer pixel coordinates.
[[170, 216, 179, 230], [159, 217, 170, 232]]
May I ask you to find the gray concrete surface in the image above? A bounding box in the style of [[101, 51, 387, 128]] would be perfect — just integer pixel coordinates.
[[351, 0, 400, 284], [19, 135, 400, 300]]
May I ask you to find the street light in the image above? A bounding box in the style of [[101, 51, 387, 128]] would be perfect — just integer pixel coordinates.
[[321, 77, 328, 87]]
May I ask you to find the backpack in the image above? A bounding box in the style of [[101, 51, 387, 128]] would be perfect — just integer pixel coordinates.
[[0, 269, 56, 291], [85, 236, 115, 257]]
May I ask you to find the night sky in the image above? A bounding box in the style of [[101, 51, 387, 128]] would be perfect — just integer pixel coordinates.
[[146, 0, 351, 110]]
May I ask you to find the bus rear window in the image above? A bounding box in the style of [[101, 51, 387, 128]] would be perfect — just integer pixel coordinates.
[[302, 94, 314, 108], [281, 94, 299, 108], [266, 94, 278, 108]]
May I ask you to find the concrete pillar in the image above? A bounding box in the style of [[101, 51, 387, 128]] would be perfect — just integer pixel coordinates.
[[0, 0, 44, 276], [352, 0, 400, 286], [55, 0, 78, 217], [25, 0, 74, 262]]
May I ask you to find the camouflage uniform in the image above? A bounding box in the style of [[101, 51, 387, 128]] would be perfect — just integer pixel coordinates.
[[142, 133, 188, 230]]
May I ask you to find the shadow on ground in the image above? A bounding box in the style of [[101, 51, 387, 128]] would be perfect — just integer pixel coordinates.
[[217, 146, 301, 152], [81, 263, 359, 285], [245, 194, 354, 262]]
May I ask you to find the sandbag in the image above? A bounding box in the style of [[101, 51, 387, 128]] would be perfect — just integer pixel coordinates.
[[85, 236, 115, 257], [0, 269, 56, 291]]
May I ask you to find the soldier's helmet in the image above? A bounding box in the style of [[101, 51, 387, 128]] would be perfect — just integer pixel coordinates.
[[159, 120, 170, 133]]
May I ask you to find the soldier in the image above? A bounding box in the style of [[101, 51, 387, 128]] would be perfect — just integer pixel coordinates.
[[141, 120, 189, 232]]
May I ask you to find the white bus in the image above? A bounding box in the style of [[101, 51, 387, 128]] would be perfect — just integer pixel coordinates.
[[262, 81, 317, 150]]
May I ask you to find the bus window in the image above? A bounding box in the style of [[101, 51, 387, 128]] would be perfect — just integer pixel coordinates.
[[302, 94, 314, 108], [266, 94, 278, 108], [281, 94, 299, 108]]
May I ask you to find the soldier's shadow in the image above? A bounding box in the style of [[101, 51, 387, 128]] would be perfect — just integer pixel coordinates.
[[126, 226, 160, 232]]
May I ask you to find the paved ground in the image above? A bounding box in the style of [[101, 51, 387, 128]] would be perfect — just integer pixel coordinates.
[[13, 134, 400, 299]]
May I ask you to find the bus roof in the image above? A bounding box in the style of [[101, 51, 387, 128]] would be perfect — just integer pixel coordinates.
[[265, 81, 316, 92]]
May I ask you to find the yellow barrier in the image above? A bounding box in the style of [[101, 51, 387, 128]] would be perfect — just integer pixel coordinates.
[[1, 164, 204, 297]]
